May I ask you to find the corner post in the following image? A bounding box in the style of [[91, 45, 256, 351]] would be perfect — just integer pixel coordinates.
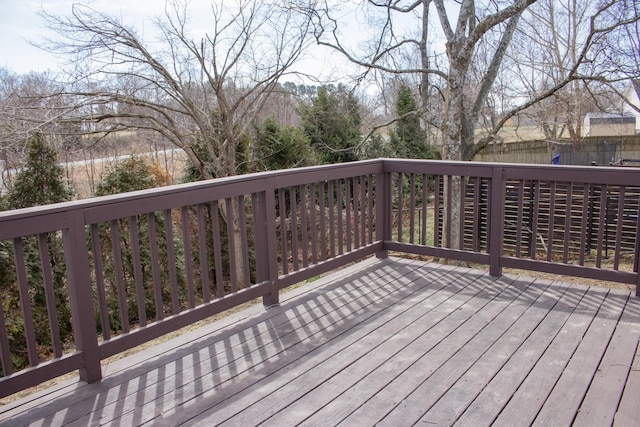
[[376, 167, 392, 259], [255, 185, 280, 307], [63, 210, 102, 383], [489, 166, 505, 276]]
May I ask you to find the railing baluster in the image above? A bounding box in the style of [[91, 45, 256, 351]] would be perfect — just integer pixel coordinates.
[[13, 238, 39, 366], [421, 174, 428, 246], [164, 209, 179, 314], [434, 175, 441, 248], [278, 189, 288, 275], [290, 187, 299, 270], [310, 183, 318, 263], [614, 187, 625, 270], [368, 175, 374, 245], [319, 182, 327, 261], [38, 233, 62, 358], [353, 177, 360, 248], [397, 173, 403, 242], [197, 203, 211, 302], [225, 198, 237, 293], [238, 195, 251, 287], [579, 185, 589, 266], [300, 186, 309, 267], [547, 182, 557, 262], [472, 177, 480, 252], [129, 216, 146, 326], [346, 178, 352, 251], [459, 175, 465, 250], [329, 181, 336, 258], [91, 224, 110, 338], [515, 180, 524, 257], [0, 292, 11, 375], [210, 200, 224, 298], [562, 183, 573, 264], [337, 180, 344, 255], [110, 220, 129, 333], [530, 181, 540, 259], [181, 206, 195, 308], [147, 213, 164, 320], [596, 185, 607, 268], [409, 174, 416, 244]]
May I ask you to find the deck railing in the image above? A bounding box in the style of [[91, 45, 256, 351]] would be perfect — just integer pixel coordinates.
[[0, 159, 638, 398]]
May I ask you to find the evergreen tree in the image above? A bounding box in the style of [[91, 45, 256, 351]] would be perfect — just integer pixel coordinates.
[[8, 132, 73, 209], [298, 86, 361, 164], [94, 157, 180, 331], [3, 133, 73, 373], [390, 85, 437, 160], [253, 117, 315, 171]]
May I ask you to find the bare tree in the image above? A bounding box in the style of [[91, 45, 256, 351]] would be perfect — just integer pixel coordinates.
[[42, 0, 312, 289], [43, 0, 312, 180], [306, 0, 639, 252], [502, 0, 638, 143], [307, 0, 640, 160]]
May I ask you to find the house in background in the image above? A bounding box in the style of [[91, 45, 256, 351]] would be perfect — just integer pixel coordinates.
[[622, 78, 640, 133], [582, 112, 636, 137]]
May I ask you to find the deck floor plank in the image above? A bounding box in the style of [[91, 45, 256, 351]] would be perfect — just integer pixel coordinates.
[[293, 273, 521, 427], [198, 264, 481, 426], [259, 268, 513, 426], [375, 277, 565, 427], [0, 257, 638, 427], [491, 285, 610, 427], [574, 292, 640, 427], [614, 338, 640, 427], [533, 289, 631, 427]]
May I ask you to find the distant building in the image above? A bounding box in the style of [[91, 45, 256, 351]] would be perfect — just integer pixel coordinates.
[[582, 112, 636, 137], [622, 79, 640, 133]]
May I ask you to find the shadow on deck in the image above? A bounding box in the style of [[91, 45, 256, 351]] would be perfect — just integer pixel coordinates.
[[1, 257, 639, 426]]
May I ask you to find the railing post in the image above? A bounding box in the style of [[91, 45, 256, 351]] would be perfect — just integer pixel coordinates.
[[489, 166, 505, 276], [376, 169, 392, 258], [255, 186, 280, 307], [63, 210, 102, 383]]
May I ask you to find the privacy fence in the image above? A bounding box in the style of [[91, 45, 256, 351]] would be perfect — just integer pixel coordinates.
[[1, 159, 639, 398]]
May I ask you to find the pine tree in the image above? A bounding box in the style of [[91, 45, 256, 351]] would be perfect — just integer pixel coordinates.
[[8, 132, 73, 209], [298, 86, 361, 164], [390, 85, 437, 160]]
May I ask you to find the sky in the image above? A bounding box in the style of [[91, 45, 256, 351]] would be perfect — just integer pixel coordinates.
[[0, 0, 352, 77], [0, 1, 171, 73]]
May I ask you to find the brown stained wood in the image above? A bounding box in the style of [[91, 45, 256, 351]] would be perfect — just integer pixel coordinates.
[[310, 183, 317, 264], [38, 233, 62, 358], [447, 283, 588, 427], [3, 160, 640, 407], [278, 189, 288, 275], [1, 259, 638, 427], [196, 204, 211, 302], [533, 289, 629, 427], [0, 291, 11, 375], [91, 224, 111, 339], [290, 187, 299, 271], [319, 182, 327, 261], [128, 216, 147, 326], [615, 343, 640, 426], [573, 294, 640, 426], [146, 213, 163, 321], [492, 285, 609, 427], [376, 278, 557, 427], [164, 209, 180, 314], [109, 221, 129, 333], [209, 200, 224, 298]]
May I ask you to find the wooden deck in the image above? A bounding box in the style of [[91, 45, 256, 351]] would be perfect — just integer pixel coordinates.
[[1, 257, 639, 426]]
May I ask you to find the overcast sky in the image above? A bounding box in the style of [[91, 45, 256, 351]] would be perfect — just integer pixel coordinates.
[[0, 0, 352, 79]]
